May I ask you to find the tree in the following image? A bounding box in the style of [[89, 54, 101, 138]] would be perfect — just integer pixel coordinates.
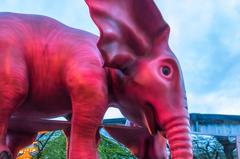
[[33, 131, 66, 159], [192, 135, 226, 159]]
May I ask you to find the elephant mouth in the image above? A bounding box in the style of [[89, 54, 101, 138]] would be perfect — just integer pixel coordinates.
[[142, 102, 163, 135]]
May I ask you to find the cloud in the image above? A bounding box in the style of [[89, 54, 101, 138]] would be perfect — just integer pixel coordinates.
[[188, 59, 240, 114], [0, 0, 99, 34], [189, 89, 240, 115], [155, 0, 240, 115]]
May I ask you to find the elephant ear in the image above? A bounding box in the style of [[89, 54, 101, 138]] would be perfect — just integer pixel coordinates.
[[86, 0, 170, 69]]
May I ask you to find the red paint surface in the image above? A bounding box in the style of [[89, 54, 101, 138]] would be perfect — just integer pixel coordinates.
[[0, 12, 108, 159], [1, 0, 192, 158]]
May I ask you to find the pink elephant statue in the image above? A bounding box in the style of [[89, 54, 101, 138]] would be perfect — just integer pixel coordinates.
[[0, 0, 192, 158]]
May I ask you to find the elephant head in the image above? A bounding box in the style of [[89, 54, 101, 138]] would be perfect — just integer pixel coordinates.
[[86, 0, 193, 158]]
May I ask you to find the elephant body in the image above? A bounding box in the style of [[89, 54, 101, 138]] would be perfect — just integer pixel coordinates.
[[0, 12, 105, 118], [0, 0, 193, 158], [0, 12, 108, 159]]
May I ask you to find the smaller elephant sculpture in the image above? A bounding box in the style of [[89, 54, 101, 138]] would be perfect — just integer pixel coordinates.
[[7, 116, 71, 158], [104, 124, 168, 159], [0, 0, 192, 158]]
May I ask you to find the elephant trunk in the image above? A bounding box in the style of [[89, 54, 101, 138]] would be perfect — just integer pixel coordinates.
[[164, 117, 193, 159]]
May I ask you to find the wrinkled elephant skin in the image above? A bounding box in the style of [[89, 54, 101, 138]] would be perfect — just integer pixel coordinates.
[[0, 0, 192, 158]]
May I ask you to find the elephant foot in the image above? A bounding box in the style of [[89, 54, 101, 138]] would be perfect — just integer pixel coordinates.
[[0, 146, 12, 159], [0, 151, 12, 159]]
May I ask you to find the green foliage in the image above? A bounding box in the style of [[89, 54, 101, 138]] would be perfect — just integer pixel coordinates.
[[192, 135, 226, 159], [34, 131, 136, 159], [34, 131, 66, 159], [98, 135, 136, 159]]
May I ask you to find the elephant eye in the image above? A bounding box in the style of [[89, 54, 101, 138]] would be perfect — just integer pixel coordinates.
[[162, 66, 171, 76]]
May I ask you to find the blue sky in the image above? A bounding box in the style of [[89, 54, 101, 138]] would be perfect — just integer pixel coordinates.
[[1, 0, 239, 118]]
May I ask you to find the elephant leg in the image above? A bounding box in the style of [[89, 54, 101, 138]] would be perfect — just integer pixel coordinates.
[[153, 134, 168, 159], [6, 130, 36, 158], [69, 93, 107, 159], [65, 67, 108, 159], [143, 133, 168, 159], [0, 45, 28, 159], [63, 125, 101, 158], [0, 152, 11, 159]]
